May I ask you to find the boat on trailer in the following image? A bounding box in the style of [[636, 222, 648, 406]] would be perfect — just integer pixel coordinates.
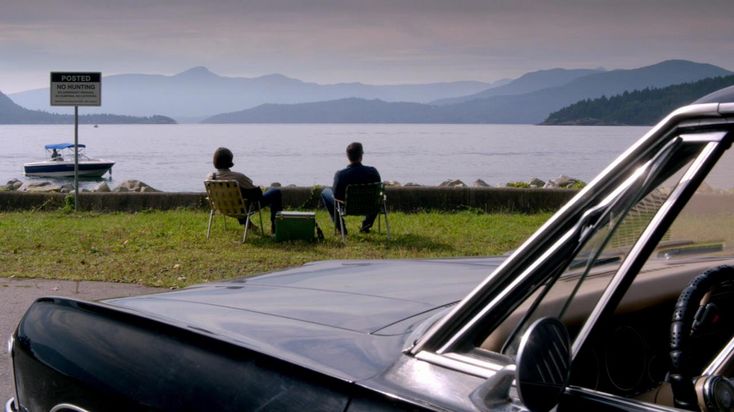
[[23, 143, 115, 178]]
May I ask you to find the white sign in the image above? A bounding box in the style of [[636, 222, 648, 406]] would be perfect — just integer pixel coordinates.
[[50, 72, 101, 106]]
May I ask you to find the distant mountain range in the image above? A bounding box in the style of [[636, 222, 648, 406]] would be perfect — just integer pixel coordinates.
[[203, 60, 732, 124], [431, 68, 603, 105], [7, 59, 732, 124], [543, 75, 734, 125], [10, 67, 498, 121], [203, 98, 444, 123], [458, 59, 732, 124], [0, 91, 175, 124]]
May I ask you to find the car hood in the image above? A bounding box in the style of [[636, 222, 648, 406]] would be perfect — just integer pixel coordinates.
[[105, 257, 504, 381]]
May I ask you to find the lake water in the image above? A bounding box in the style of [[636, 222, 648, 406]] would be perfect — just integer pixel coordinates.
[[0, 124, 647, 192]]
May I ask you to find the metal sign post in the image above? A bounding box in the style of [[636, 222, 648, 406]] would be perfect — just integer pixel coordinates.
[[74, 105, 79, 210], [50, 72, 101, 211]]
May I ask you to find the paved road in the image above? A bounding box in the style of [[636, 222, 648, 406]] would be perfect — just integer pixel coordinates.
[[0, 277, 163, 403]]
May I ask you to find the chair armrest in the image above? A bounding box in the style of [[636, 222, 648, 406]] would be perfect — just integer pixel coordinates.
[[335, 198, 346, 213]]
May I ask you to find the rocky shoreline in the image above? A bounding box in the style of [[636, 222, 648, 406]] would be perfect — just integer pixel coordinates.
[[0, 179, 161, 193], [1, 175, 588, 194]]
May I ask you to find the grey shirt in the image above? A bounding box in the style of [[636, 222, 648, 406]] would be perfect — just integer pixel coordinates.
[[206, 169, 255, 190]]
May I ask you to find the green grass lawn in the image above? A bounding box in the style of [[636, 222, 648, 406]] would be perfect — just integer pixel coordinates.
[[0, 210, 550, 288]]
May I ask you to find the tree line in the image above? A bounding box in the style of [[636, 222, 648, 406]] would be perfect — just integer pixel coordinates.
[[543, 75, 734, 125]]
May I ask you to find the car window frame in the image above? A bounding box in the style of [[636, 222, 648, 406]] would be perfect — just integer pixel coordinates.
[[411, 106, 712, 357], [703, 335, 734, 376], [414, 132, 721, 378], [570, 131, 732, 358], [411, 133, 674, 354], [409, 104, 733, 384], [555, 130, 733, 412], [500, 135, 688, 354]]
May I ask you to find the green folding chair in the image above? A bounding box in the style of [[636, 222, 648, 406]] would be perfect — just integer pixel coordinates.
[[204, 180, 264, 243], [335, 182, 390, 242]]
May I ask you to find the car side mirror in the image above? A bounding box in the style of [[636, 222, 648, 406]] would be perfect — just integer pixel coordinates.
[[469, 317, 571, 412], [515, 317, 571, 412]]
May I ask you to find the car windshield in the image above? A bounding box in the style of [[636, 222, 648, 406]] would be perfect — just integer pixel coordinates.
[[492, 137, 706, 356], [563, 136, 734, 402], [470, 133, 734, 407]]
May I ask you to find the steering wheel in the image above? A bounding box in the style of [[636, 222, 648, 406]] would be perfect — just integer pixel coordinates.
[[670, 265, 734, 410]]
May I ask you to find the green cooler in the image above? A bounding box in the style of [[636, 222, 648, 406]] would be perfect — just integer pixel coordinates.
[[275, 211, 316, 242]]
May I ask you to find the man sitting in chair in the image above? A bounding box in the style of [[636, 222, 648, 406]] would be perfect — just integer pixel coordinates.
[[207, 147, 282, 234], [321, 142, 381, 234]]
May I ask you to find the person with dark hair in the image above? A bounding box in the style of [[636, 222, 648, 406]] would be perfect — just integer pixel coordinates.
[[206, 147, 282, 234], [320, 142, 382, 234]]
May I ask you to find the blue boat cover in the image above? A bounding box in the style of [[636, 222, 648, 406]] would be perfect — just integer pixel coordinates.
[[44, 143, 86, 150]]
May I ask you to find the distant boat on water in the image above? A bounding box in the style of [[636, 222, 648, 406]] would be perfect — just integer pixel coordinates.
[[23, 143, 115, 178]]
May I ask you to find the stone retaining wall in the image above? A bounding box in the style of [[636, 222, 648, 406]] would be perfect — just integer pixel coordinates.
[[0, 187, 577, 213]]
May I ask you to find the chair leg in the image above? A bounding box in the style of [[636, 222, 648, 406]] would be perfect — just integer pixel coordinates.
[[258, 202, 265, 236], [384, 213, 391, 241], [206, 209, 215, 239], [243, 214, 250, 243], [383, 202, 391, 241], [338, 208, 346, 243]]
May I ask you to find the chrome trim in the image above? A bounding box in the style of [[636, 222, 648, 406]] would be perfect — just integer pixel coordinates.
[[679, 131, 728, 143], [565, 386, 681, 412], [702, 335, 734, 376], [4, 399, 16, 412], [572, 141, 723, 357], [720, 103, 734, 114], [443, 352, 506, 373], [436, 228, 578, 353], [415, 351, 500, 379], [50, 404, 90, 412], [6, 335, 18, 410]]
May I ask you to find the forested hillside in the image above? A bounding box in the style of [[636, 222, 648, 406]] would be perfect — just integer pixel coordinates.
[[0, 90, 176, 124], [543, 75, 734, 125]]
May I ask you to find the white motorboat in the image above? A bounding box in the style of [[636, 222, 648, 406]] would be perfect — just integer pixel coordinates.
[[23, 143, 115, 178]]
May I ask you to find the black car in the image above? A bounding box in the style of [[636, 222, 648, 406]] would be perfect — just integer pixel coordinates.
[[7, 86, 734, 412]]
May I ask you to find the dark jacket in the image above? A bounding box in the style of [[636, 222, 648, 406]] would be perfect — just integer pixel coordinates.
[[333, 163, 381, 200]]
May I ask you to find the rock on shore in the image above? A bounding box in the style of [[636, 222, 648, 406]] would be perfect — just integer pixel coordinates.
[[543, 175, 584, 189], [504, 176, 585, 189], [112, 180, 161, 193], [18, 181, 74, 193], [1, 179, 23, 191], [439, 179, 467, 188]]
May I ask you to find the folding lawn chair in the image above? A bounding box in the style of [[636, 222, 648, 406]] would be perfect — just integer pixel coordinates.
[[204, 180, 264, 243], [335, 182, 390, 242]]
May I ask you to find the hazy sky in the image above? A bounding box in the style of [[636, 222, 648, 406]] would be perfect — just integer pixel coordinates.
[[1, 0, 733, 93]]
